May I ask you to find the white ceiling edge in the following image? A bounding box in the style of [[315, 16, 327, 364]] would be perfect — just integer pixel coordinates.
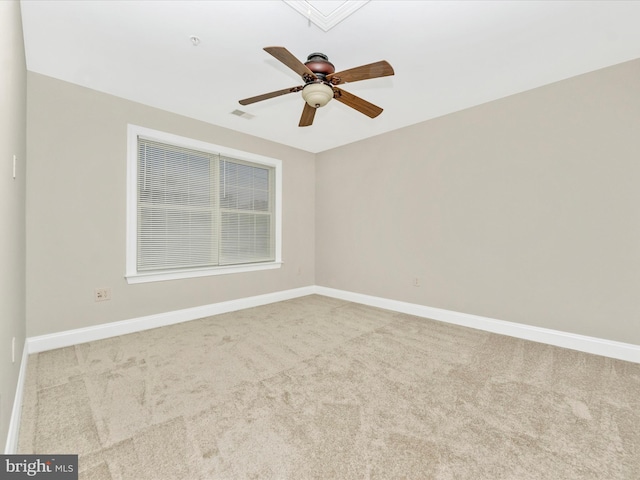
[[19, 1, 640, 154], [284, 0, 370, 32]]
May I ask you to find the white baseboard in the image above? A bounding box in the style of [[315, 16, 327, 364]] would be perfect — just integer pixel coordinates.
[[8, 285, 639, 453], [4, 339, 29, 454], [25, 284, 640, 363], [314, 286, 640, 364], [27, 286, 315, 354]]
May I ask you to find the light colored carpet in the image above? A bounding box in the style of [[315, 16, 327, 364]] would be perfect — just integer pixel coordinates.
[[18, 295, 640, 479]]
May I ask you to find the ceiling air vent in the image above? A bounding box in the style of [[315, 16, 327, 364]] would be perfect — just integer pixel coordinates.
[[231, 109, 255, 119]]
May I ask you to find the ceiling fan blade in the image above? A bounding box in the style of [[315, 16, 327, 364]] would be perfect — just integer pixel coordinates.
[[239, 85, 303, 106], [327, 60, 394, 85], [333, 87, 383, 118], [264, 46, 318, 81], [299, 103, 316, 127]]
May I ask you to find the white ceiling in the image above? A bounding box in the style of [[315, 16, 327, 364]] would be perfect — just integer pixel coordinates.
[[20, 0, 640, 153]]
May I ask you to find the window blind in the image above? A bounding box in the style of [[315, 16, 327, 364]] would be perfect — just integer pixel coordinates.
[[137, 138, 274, 272]]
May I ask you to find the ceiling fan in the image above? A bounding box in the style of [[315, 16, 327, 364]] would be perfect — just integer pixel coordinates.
[[239, 46, 394, 127]]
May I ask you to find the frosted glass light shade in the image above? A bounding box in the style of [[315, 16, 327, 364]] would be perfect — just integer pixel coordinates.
[[301, 83, 333, 108]]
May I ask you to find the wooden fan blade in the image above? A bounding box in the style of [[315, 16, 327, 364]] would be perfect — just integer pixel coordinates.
[[333, 87, 383, 118], [299, 102, 316, 127], [327, 60, 394, 85], [239, 85, 303, 106], [264, 46, 317, 81]]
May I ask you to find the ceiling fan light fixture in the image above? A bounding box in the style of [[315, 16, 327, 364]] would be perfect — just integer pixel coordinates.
[[301, 82, 333, 108]]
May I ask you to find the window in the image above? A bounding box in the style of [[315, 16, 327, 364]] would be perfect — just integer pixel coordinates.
[[126, 125, 282, 283]]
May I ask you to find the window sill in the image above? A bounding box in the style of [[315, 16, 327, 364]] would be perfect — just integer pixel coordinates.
[[125, 261, 283, 284]]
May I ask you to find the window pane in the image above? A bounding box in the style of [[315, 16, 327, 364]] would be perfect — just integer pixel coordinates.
[[220, 212, 272, 265], [138, 207, 215, 270], [220, 159, 270, 212], [137, 140, 217, 271], [139, 143, 211, 207]]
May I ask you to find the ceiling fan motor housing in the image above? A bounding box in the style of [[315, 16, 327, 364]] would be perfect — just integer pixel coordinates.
[[304, 53, 335, 78]]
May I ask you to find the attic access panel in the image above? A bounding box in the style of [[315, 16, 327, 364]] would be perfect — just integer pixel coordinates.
[[283, 0, 370, 31]]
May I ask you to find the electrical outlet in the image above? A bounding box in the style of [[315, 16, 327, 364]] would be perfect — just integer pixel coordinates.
[[95, 288, 112, 302], [413, 277, 421, 287]]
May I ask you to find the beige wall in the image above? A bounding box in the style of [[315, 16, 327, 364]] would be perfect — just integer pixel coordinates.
[[316, 59, 640, 345], [0, 1, 27, 451], [26, 73, 315, 337], [23, 53, 640, 346]]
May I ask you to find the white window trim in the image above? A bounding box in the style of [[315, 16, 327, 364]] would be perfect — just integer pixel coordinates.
[[126, 124, 282, 284]]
